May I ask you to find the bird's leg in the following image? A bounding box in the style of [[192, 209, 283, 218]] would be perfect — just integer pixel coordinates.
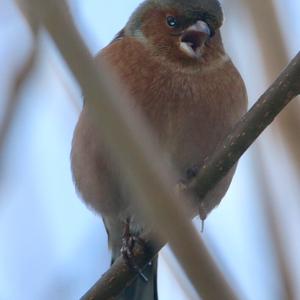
[[121, 219, 135, 260], [121, 218, 148, 282]]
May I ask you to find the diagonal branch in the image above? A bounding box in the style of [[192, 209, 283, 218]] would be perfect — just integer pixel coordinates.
[[188, 51, 300, 201], [82, 235, 160, 300], [0, 2, 39, 158], [81, 51, 300, 300]]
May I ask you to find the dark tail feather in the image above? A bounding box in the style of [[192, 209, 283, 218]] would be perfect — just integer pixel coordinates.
[[119, 257, 158, 300], [111, 245, 158, 300]]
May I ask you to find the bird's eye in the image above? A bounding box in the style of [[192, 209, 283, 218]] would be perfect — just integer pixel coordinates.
[[166, 16, 178, 28]]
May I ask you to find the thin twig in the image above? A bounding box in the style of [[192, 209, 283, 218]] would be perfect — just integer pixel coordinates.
[[242, 0, 300, 181], [240, 2, 298, 298], [82, 235, 160, 300], [0, 46, 37, 153], [0, 11, 38, 156], [188, 51, 300, 202], [0, 1, 39, 156], [254, 144, 297, 300]]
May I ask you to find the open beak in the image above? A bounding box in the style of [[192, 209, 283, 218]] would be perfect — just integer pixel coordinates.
[[180, 20, 211, 59]]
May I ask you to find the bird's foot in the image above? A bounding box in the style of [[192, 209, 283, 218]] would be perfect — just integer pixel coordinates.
[[121, 219, 148, 282]]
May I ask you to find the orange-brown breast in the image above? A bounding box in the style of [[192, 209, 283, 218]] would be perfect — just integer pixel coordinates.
[[71, 34, 247, 219], [99, 36, 247, 174]]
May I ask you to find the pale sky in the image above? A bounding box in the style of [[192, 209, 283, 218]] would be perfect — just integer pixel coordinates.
[[0, 1, 299, 299]]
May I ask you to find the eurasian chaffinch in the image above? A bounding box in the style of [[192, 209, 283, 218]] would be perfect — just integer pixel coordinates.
[[71, 0, 247, 299]]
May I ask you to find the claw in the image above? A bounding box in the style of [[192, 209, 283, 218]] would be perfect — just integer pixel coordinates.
[[201, 219, 205, 233], [121, 219, 148, 282], [199, 204, 207, 233]]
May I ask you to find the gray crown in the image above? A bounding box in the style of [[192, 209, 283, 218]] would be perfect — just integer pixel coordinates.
[[126, 0, 223, 35]]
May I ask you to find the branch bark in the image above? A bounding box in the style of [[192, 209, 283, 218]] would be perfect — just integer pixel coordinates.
[[189, 51, 300, 202], [81, 51, 300, 300], [0, 2, 39, 157]]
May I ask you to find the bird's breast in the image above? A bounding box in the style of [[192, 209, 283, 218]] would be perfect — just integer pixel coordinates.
[[100, 38, 247, 173]]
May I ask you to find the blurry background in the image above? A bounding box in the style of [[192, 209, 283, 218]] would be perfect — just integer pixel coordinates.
[[0, 0, 300, 299]]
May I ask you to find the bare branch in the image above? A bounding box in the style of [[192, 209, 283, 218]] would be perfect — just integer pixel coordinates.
[[254, 145, 297, 300], [0, 45, 37, 154], [0, 2, 39, 155], [82, 235, 160, 300], [81, 50, 300, 300], [242, 0, 300, 186], [187, 51, 300, 202]]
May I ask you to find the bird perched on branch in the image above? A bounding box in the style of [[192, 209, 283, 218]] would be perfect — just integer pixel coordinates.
[[71, 0, 247, 299]]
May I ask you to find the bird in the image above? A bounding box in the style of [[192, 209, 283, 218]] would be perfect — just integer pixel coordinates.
[[71, 0, 247, 299]]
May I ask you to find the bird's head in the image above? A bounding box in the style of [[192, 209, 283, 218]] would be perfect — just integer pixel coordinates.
[[125, 0, 225, 66]]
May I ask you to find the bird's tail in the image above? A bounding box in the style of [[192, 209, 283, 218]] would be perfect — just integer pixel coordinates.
[[111, 246, 158, 300]]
